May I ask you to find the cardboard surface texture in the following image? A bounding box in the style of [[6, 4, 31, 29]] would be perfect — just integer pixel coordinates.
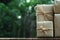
[[54, 0, 60, 13], [35, 4, 53, 14], [36, 13, 53, 21], [37, 21, 53, 37], [55, 14, 60, 37]]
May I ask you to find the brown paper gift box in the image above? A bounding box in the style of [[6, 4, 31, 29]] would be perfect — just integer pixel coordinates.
[[35, 4, 53, 21], [55, 14, 60, 37], [54, 0, 60, 13], [36, 21, 53, 37]]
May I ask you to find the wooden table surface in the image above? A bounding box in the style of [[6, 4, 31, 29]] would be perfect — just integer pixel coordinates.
[[0, 38, 59, 40]]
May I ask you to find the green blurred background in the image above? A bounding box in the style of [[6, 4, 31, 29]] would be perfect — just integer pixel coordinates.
[[0, 0, 54, 38]]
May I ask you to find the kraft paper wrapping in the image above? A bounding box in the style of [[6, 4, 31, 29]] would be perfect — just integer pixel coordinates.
[[35, 4, 53, 13], [37, 21, 53, 37], [35, 4, 53, 21], [55, 14, 60, 37], [54, 0, 60, 13], [36, 13, 53, 21]]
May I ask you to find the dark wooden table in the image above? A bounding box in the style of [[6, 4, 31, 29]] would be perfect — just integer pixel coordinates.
[[0, 38, 60, 40]]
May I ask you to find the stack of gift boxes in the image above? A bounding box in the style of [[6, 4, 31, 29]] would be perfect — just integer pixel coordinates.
[[35, 4, 53, 37], [54, 0, 60, 37], [35, 0, 60, 37]]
